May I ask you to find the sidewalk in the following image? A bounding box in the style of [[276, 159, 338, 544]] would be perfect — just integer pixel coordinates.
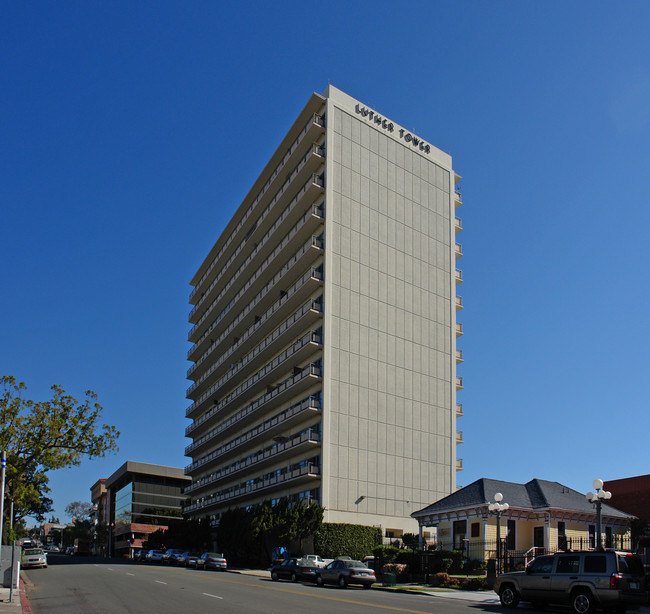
[[0, 585, 24, 614]]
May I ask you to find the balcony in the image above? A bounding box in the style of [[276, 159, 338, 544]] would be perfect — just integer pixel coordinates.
[[455, 376, 463, 390], [188, 265, 323, 369], [455, 296, 463, 311], [184, 428, 321, 492], [455, 349, 463, 363], [456, 430, 464, 444], [185, 393, 321, 458], [187, 329, 323, 420], [190, 113, 326, 304], [184, 462, 321, 515], [455, 269, 463, 285], [456, 403, 464, 417], [188, 229, 324, 344], [188, 231, 324, 353], [455, 242, 463, 258], [185, 362, 322, 438], [455, 322, 463, 337], [456, 458, 464, 471], [455, 191, 462, 208], [188, 297, 323, 399], [454, 216, 462, 232]]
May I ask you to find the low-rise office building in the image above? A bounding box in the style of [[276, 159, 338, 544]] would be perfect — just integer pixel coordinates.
[[102, 461, 190, 558]]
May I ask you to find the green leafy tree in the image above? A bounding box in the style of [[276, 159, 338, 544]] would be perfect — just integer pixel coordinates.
[[0, 375, 120, 527]]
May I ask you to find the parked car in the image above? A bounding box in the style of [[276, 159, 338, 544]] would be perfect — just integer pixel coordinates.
[[300, 554, 326, 568], [65, 546, 74, 555], [22, 548, 47, 569], [145, 549, 166, 564], [314, 559, 375, 589], [495, 550, 647, 613], [271, 557, 318, 583], [162, 549, 185, 566], [200, 552, 227, 571], [181, 552, 204, 568]]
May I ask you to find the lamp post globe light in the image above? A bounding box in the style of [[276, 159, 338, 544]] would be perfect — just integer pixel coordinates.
[[489, 492, 509, 574], [586, 478, 612, 551]]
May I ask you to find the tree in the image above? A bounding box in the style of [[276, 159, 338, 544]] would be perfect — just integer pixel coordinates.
[[65, 501, 93, 521], [0, 375, 120, 525]]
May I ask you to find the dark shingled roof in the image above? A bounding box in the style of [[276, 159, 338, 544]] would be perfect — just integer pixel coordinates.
[[412, 478, 633, 519]]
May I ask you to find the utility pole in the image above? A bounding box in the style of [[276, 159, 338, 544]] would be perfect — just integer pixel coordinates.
[[0, 451, 6, 545]]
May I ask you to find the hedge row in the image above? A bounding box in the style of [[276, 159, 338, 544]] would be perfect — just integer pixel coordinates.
[[313, 523, 382, 559]]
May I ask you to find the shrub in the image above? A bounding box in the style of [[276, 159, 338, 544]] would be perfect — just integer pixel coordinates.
[[382, 563, 408, 581], [429, 572, 450, 587], [458, 576, 490, 590], [313, 523, 382, 560]]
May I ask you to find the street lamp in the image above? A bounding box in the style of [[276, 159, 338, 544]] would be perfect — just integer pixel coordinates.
[[586, 479, 611, 551], [489, 492, 510, 574]]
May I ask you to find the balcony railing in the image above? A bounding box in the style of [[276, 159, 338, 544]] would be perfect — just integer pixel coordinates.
[[185, 362, 322, 437], [455, 296, 463, 310], [190, 113, 326, 302], [456, 349, 463, 363], [188, 297, 323, 397], [184, 427, 321, 490], [188, 264, 323, 368], [456, 458, 464, 471], [456, 376, 463, 390], [455, 242, 463, 258], [455, 191, 462, 207], [456, 403, 464, 417], [188, 233, 324, 352], [455, 216, 462, 231], [187, 329, 322, 418], [189, 161, 325, 325], [456, 322, 463, 336], [455, 268, 463, 284], [189, 225, 324, 342], [185, 393, 321, 456], [456, 430, 464, 444], [184, 462, 321, 514]]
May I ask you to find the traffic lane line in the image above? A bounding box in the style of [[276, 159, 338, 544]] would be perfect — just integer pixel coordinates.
[[161, 572, 440, 614]]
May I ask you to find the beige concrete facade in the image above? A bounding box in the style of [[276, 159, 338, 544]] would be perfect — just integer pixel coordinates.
[[184, 86, 462, 536]]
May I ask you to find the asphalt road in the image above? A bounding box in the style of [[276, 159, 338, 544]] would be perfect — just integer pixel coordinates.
[[23, 555, 505, 614]]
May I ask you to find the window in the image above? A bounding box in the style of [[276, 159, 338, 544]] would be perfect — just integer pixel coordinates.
[[584, 555, 607, 573], [528, 556, 554, 574], [556, 555, 580, 574], [558, 521, 567, 551], [605, 527, 612, 549], [471, 522, 480, 538], [506, 519, 516, 550]]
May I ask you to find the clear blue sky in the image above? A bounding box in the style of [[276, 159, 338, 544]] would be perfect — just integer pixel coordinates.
[[2, 2, 649, 524]]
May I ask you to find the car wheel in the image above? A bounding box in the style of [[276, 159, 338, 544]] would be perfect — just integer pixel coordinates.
[[499, 585, 520, 608], [271, 571, 279, 581], [338, 576, 348, 588], [290, 572, 297, 583], [315, 575, 323, 586], [571, 590, 595, 614]]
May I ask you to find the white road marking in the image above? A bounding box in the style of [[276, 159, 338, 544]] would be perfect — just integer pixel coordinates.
[[202, 593, 223, 600], [127, 573, 135, 576], [155, 580, 167, 584]]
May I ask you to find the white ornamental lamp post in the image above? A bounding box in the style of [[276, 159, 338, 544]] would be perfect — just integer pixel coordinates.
[[488, 492, 509, 574], [585, 479, 611, 551]]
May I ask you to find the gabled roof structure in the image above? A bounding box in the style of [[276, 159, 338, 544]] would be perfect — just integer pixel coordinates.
[[412, 478, 634, 526]]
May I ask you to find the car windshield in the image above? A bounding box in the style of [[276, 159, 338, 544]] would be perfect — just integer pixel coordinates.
[[24, 549, 43, 555], [205, 553, 223, 558]]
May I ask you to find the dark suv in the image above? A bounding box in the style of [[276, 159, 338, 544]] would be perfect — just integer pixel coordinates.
[[495, 551, 646, 614]]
